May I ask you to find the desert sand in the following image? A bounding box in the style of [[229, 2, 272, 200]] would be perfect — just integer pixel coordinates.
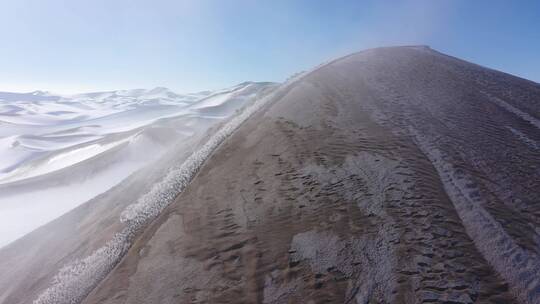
[[82, 46, 539, 303]]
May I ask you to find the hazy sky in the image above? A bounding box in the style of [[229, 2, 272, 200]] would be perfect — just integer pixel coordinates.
[[0, 0, 538, 93]]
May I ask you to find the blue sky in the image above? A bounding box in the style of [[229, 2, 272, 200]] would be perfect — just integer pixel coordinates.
[[0, 0, 538, 93]]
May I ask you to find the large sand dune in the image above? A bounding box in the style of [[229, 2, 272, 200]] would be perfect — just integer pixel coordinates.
[[83, 46, 539, 304], [3, 46, 540, 304]]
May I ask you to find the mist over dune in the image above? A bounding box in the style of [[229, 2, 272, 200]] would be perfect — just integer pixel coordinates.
[[1, 46, 539, 304]]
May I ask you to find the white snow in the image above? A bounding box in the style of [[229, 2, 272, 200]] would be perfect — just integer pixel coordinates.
[[484, 92, 540, 130], [0, 159, 141, 246], [411, 128, 540, 304], [31, 78, 291, 304], [0, 137, 131, 183], [0, 82, 275, 249], [506, 126, 539, 150]]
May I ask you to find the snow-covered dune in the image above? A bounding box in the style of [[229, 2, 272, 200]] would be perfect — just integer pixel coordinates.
[[0, 82, 276, 248]]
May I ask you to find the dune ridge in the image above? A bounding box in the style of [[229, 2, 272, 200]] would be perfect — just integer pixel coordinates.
[[83, 46, 538, 304]]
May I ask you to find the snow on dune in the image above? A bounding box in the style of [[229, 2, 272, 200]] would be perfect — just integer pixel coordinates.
[[0, 136, 131, 183], [190, 82, 258, 109], [190, 91, 236, 109], [32, 78, 288, 304], [0, 136, 38, 173], [0, 83, 258, 183], [16, 134, 103, 151], [0, 82, 275, 248], [0, 159, 142, 246]]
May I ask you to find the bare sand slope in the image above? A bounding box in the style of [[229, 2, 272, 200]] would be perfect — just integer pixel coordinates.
[[81, 46, 538, 303]]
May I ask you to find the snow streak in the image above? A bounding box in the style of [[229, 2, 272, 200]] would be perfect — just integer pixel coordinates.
[[485, 93, 540, 130], [506, 126, 539, 150], [411, 129, 540, 304]]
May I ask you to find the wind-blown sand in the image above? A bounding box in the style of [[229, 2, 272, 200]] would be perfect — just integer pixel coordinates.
[[80, 46, 539, 303]]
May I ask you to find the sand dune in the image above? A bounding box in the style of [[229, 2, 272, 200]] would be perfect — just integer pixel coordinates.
[[82, 46, 539, 304], [2, 46, 539, 304]]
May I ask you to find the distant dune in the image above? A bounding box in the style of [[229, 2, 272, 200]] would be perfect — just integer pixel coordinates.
[[2, 46, 540, 304], [0, 82, 278, 303], [0, 82, 275, 247]]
